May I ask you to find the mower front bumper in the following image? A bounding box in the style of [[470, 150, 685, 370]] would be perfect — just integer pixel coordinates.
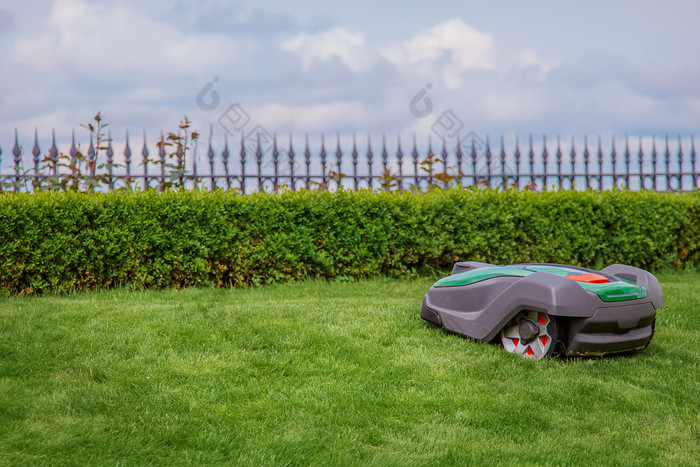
[[565, 302, 657, 356]]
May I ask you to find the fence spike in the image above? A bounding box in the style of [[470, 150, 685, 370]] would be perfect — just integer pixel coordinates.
[[675, 134, 684, 191], [542, 134, 548, 160], [32, 129, 41, 172], [124, 130, 132, 180], [176, 135, 184, 189], [351, 134, 358, 191], [691, 135, 697, 190], [610, 135, 617, 188], [455, 134, 464, 178], [141, 131, 148, 161], [50, 129, 57, 154], [2, 131, 698, 194], [320, 134, 327, 184], [411, 134, 419, 188], [569, 135, 576, 188], [12, 129, 22, 189], [88, 134, 95, 158], [676, 135, 684, 192], [255, 132, 264, 191], [541, 134, 548, 188], [664, 135, 672, 191], [622, 135, 630, 189], [583, 135, 591, 189], [158, 132, 166, 192], [288, 133, 296, 190], [320, 133, 327, 168], [411, 134, 418, 162], [440, 136, 448, 165], [636, 135, 644, 190], [304, 134, 311, 189], [222, 133, 230, 190], [140, 131, 148, 188], [500, 135, 507, 187], [528, 134, 535, 188], [192, 137, 199, 188], [396, 134, 404, 191], [335, 133, 342, 174], [470, 136, 478, 187], [381, 134, 388, 172], [411, 134, 419, 167], [221, 131, 228, 162], [396, 134, 403, 164], [484, 136, 492, 186], [107, 130, 115, 190], [240, 132, 246, 163], [208, 133, 216, 190], [49, 129, 58, 178], [512, 135, 521, 188], [273, 134, 280, 187], [366, 134, 374, 190], [651, 135, 658, 190], [70, 130, 77, 160], [240, 132, 247, 194], [13, 128, 21, 165], [555, 135, 562, 164], [351, 134, 359, 165], [555, 135, 563, 188], [255, 132, 263, 166], [205, 124, 213, 188], [597, 136, 604, 190], [106, 131, 113, 162]]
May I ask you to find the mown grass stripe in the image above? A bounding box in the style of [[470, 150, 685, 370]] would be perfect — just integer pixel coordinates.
[[0, 274, 698, 465]]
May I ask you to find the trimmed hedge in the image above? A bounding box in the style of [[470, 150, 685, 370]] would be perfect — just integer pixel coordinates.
[[0, 189, 698, 294]]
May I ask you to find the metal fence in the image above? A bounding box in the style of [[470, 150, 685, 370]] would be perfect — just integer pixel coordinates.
[[1, 130, 698, 193]]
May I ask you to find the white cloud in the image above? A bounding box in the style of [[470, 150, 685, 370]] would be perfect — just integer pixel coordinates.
[[503, 50, 552, 83], [381, 19, 496, 89], [248, 101, 375, 133], [12, 0, 239, 78], [281, 28, 378, 73], [2, 0, 699, 150], [403, 19, 496, 70]]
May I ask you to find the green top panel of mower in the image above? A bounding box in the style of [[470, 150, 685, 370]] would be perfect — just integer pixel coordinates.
[[433, 264, 646, 302]]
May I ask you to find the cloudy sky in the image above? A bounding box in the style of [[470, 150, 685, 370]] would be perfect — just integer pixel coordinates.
[[1, 0, 699, 159]]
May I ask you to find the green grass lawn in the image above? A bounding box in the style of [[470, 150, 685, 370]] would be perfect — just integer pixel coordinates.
[[1, 273, 698, 466]]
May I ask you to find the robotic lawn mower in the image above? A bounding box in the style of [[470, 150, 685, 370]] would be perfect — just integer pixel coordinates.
[[421, 262, 663, 359]]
